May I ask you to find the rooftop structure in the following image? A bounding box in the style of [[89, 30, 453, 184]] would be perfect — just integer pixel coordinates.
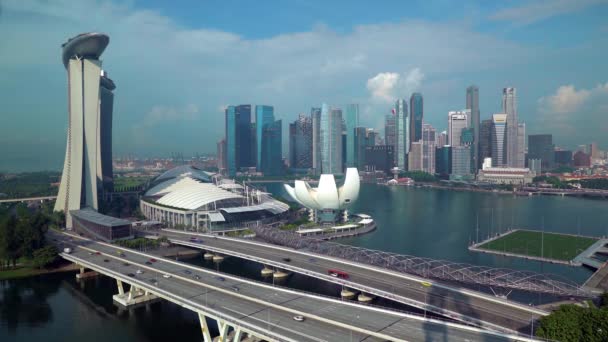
[[141, 166, 288, 231], [71, 208, 132, 241]]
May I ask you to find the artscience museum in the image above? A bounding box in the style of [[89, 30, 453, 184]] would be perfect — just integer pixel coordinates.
[[284, 168, 360, 224]]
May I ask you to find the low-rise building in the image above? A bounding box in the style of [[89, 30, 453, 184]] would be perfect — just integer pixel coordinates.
[[477, 166, 534, 185]]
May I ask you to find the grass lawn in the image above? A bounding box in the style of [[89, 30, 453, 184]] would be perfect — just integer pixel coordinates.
[[478, 230, 597, 261], [113, 176, 150, 189], [0, 266, 42, 280]]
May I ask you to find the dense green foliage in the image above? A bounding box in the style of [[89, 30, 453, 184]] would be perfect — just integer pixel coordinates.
[[398, 171, 437, 182], [550, 166, 576, 174], [113, 176, 151, 192], [115, 237, 161, 249], [478, 230, 596, 261], [536, 303, 608, 341], [0, 203, 61, 269], [532, 175, 570, 189], [0, 172, 60, 198], [578, 179, 608, 190]]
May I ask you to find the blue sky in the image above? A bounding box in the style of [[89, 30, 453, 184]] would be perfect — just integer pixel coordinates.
[[1, 0, 607, 171]]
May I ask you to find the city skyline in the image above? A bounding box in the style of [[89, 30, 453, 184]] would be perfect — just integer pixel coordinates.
[[1, 1, 608, 172]]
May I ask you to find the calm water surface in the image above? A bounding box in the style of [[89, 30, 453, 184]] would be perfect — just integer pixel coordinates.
[[2, 184, 607, 340]]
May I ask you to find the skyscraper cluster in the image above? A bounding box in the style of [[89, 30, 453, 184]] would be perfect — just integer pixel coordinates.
[[217, 85, 600, 180]]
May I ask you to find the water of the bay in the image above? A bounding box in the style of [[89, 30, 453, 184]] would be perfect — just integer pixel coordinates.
[[2, 184, 606, 340]]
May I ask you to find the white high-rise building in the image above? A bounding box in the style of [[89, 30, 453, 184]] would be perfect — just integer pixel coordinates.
[[55, 33, 112, 228], [502, 87, 518, 167], [448, 110, 470, 147], [422, 124, 436, 174], [320, 103, 343, 174], [395, 99, 409, 170]]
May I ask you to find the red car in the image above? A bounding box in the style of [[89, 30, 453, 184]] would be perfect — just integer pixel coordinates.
[[149, 258, 157, 263], [328, 269, 349, 279]]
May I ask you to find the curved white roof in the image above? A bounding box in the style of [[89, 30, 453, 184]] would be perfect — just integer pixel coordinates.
[[156, 165, 214, 183], [146, 176, 243, 210], [284, 168, 360, 210]]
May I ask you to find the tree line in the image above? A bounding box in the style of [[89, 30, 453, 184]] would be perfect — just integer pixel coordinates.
[[0, 203, 63, 269]]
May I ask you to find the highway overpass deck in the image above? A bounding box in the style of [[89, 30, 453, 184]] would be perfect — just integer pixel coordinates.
[[159, 229, 548, 334], [51, 231, 532, 342]]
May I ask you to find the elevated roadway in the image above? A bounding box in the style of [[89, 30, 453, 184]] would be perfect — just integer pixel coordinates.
[[51, 231, 536, 342], [159, 229, 548, 334]]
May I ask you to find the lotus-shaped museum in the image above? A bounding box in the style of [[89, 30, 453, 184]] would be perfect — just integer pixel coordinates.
[[284, 168, 360, 223]]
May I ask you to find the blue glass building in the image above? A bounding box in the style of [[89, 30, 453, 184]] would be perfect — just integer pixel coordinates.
[[261, 120, 283, 176], [225, 106, 237, 177], [236, 105, 253, 168], [255, 105, 274, 170], [344, 104, 359, 168], [409, 93, 423, 145]]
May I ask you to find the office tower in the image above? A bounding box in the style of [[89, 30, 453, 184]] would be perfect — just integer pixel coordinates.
[[408, 141, 424, 171], [448, 110, 469, 147], [364, 145, 394, 173], [344, 104, 359, 167], [528, 134, 554, 171], [460, 127, 475, 173], [395, 99, 409, 170], [590, 142, 599, 159], [289, 114, 313, 171], [422, 124, 436, 174], [554, 150, 573, 167], [255, 105, 274, 169], [217, 139, 226, 171], [451, 146, 472, 180], [235, 105, 253, 168], [409, 93, 423, 146], [573, 151, 591, 168], [260, 120, 283, 176], [517, 122, 526, 168], [384, 114, 396, 148], [466, 86, 480, 171], [437, 131, 448, 147], [320, 103, 343, 174], [55, 33, 112, 227], [98, 71, 115, 194], [311, 107, 322, 174], [354, 127, 377, 170], [479, 119, 493, 169], [435, 146, 452, 177], [528, 159, 541, 175], [491, 114, 508, 167], [225, 106, 238, 177], [502, 87, 518, 167]]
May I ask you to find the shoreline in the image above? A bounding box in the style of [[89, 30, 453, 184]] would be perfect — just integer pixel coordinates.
[[0, 260, 80, 280]]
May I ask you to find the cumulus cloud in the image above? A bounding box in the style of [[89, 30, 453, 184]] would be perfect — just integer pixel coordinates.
[[366, 68, 425, 103], [538, 83, 608, 114]]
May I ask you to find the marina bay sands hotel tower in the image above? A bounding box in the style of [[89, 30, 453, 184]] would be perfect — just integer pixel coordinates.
[[54, 33, 115, 227]]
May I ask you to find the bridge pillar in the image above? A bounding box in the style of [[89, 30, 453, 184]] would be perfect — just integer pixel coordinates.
[[216, 319, 229, 342], [232, 327, 242, 341], [198, 313, 212, 342], [117, 279, 125, 295]]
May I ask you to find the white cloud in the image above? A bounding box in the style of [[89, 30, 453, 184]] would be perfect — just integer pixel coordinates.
[[142, 104, 200, 127], [489, 0, 607, 25], [366, 68, 425, 103], [538, 83, 608, 114]]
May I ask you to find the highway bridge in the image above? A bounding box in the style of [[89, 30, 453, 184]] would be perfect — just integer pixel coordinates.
[[158, 229, 553, 334], [0, 195, 57, 204], [50, 231, 537, 342]]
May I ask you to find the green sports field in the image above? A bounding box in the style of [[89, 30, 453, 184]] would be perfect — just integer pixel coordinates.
[[477, 230, 597, 261]]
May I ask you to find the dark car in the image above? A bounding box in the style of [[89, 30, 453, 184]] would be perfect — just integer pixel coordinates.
[[127, 273, 135, 277], [145, 261, 152, 265], [216, 276, 225, 281], [95, 251, 101, 255], [123, 262, 130, 266], [103, 259, 110, 263], [184, 270, 192, 275], [282, 257, 291, 262]]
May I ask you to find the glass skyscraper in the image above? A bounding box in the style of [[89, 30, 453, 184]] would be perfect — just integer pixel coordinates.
[[289, 114, 312, 171], [311, 107, 322, 174], [466, 86, 480, 170], [225, 106, 238, 177], [260, 120, 283, 176], [491, 114, 508, 167], [255, 105, 274, 169], [320, 103, 343, 174], [344, 104, 359, 168], [528, 134, 554, 171], [409, 93, 423, 145], [235, 105, 253, 168], [395, 99, 409, 170]]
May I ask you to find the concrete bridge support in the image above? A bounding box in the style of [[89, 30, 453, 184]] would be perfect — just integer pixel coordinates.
[[75, 265, 99, 279], [113, 280, 158, 307]]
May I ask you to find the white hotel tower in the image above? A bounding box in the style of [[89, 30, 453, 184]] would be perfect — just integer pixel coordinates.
[[54, 33, 114, 228]]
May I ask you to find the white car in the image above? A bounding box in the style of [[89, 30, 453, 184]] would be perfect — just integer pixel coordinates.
[[63, 248, 72, 254], [136, 269, 143, 274], [162, 274, 171, 279], [293, 315, 305, 322]]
